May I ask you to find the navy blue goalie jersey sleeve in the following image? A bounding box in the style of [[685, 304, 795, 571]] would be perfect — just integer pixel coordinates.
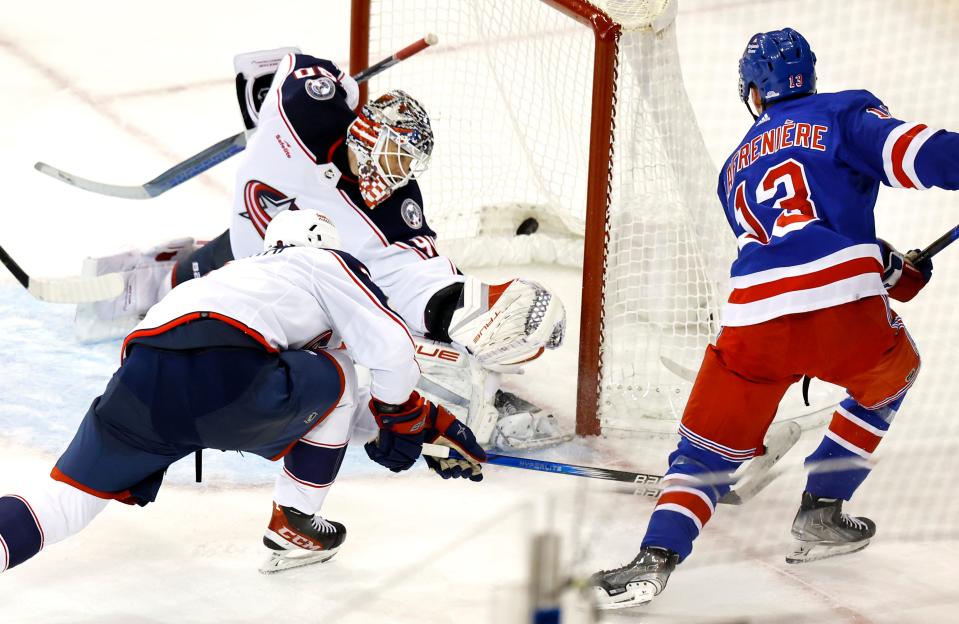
[[278, 54, 359, 164]]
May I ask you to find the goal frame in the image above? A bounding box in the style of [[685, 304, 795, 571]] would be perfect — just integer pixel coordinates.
[[349, 0, 624, 436]]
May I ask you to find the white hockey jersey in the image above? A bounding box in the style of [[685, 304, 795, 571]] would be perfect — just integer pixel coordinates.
[[229, 53, 463, 334], [127, 246, 420, 405]]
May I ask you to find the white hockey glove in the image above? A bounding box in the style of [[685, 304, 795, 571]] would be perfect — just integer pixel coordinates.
[[447, 277, 566, 369], [74, 238, 197, 342]]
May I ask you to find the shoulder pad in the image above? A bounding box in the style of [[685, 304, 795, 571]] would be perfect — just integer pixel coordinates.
[[278, 55, 358, 163]]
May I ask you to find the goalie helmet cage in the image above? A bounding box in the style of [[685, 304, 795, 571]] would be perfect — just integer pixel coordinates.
[[350, 0, 732, 437]]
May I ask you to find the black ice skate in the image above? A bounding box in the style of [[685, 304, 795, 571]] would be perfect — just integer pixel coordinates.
[[589, 546, 680, 610], [259, 502, 347, 574], [786, 491, 876, 564]]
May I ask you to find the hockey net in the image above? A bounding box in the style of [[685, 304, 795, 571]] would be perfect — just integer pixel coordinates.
[[347, 1, 959, 618], [352, 0, 732, 437]]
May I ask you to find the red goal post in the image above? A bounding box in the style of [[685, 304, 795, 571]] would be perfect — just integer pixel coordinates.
[[348, 0, 729, 437]]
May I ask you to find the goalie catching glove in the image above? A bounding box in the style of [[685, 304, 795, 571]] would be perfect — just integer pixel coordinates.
[[878, 238, 933, 302], [364, 391, 487, 480], [446, 277, 566, 368]]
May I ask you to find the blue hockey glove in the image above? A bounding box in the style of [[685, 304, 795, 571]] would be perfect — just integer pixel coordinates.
[[423, 404, 487, 482], [364, 392, 430, 472]]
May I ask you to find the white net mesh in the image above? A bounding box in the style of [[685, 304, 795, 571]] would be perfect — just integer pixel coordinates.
[[359, 1, 959, 618], [365, 0, 732, 435]]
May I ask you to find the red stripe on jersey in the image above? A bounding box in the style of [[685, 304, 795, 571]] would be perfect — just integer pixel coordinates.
[[276, 92, 318, 163], [270, 349, 346, 460], [0, 534, 8, 572], [328, 252, 414, 344], [728, 257, 882, 304], [298, 438, 348, 449], [50, 467, 136, 505], [891, 124, 928, 189], [337, 189, 389, 246], [244, 181, 271, 238], [327, 136, 345, 165], [656, 489, 713, 527], [828, 411, 883, 454], [282, 467, 332, 489], [122, 312, 279, 360], [394, 241, 428, 260]]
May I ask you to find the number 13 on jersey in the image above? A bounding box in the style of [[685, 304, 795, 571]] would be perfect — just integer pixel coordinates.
[[733, 158, 819, 249]]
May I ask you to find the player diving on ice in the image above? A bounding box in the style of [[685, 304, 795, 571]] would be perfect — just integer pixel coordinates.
[[0, 209, 487, 575], [590, 27, 957, 609], [77, 48, 568, 452]]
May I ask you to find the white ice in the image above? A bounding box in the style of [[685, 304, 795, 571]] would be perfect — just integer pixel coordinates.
[[2, 1, 958, 622]]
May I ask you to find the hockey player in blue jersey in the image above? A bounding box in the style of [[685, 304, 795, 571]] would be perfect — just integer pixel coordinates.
[[77, 48, 568, 453], [590, 27, 956, 609], [0, 210, 487, 575]]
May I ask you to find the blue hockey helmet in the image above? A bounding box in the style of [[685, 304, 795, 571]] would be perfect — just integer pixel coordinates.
[[738, 28, 816, 114]]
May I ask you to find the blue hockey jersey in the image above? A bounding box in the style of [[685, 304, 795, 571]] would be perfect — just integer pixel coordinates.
[[717, 90, 959, 326]]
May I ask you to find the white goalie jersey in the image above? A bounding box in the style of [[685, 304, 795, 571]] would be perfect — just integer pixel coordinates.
[[228, 52, 464, 335]]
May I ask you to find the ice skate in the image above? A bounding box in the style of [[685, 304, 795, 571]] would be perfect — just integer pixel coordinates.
[[589, 546, 679, 610], [786, 492, 876, 564], [259, 503, 347, 574], [490, 390, 573, 450]]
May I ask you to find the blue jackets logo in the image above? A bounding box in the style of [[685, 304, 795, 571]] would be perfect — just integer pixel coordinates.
[[401, 199, 423, 229], [305, 77, 336, 101]]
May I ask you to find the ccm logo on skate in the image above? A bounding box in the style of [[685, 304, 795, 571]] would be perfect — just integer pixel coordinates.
[[278, 527, 322, 550], [415, 345, 460, 362]]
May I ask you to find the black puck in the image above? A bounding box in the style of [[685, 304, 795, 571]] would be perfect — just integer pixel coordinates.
[[516, 217, 539, 236]]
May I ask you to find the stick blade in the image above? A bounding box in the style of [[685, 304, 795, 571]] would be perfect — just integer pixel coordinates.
[[34, 162, 153, 199], [27, 273, 125, 303]]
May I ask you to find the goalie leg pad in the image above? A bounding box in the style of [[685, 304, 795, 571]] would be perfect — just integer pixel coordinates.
[[74, 237, 197, 342], [412, 336, 571, 450], [447, 276, 566, 367]]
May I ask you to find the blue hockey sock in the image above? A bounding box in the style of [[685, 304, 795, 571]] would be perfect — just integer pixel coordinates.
[[641, 438, 738, 561], [804, 396, 901, 500], [0, 495, 44, 572]]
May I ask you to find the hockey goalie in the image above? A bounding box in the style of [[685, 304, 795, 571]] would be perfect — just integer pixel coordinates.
[[76, 48, 568, 451]]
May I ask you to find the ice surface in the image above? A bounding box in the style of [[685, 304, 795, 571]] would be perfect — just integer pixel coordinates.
[[1, 1, 958, 622]]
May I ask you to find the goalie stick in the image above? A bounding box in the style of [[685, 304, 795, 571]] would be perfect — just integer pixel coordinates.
[[0, 243, 123, 303], [421, 421, 801, 505], [33, 34, 439, 200]]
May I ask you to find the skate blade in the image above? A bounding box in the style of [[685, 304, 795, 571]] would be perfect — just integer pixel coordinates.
[[592, 582, 657, 610], [258, 546, 340, 574], [785, 539, 870, 564]]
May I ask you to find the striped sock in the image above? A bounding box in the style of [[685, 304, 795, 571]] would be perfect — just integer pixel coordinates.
[[804, 395, 901, 500], [0, 495, 45, 572]]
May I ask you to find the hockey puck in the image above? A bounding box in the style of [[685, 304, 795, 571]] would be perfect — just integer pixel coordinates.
[[516, 217, 539, 236]]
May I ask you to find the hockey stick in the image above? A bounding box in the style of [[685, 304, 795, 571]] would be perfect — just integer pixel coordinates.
[[33, 34, 439, 199], [422, 421, 801, 505], [422, 443, 666, 498], [0, 243, 123, 303], [912, 223, 959, 264]]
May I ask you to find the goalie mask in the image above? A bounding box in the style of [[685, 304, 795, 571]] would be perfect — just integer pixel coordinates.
[[346, 90, 434, 208], [263, 209, 341, 251]]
